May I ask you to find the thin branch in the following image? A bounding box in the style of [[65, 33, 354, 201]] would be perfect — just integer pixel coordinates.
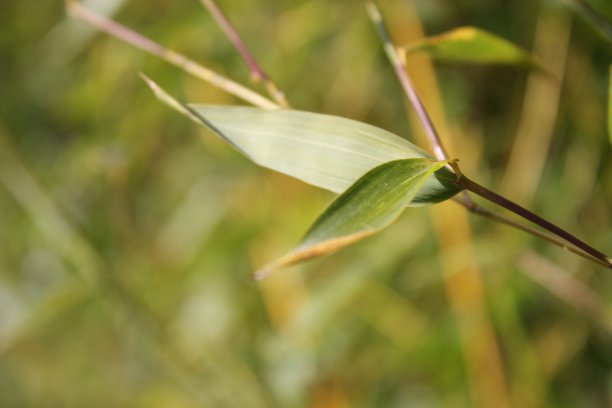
[[66, 0, 279, 109], [198, 0, 289, 107], [457, 175, 612, 268], [452, 196, 609, 268], [366, 2, 471, 205], [366, 2, 451, 163]]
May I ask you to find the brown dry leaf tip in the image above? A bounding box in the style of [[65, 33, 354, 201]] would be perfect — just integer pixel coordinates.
[[252, 231, 375, 281]]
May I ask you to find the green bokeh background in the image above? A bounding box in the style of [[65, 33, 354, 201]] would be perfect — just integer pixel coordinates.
[[0, 0, 610, 407]]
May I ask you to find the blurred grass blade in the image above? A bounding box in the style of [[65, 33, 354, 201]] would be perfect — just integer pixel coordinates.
[[142, 74, 459, 205], [568, 0, 612, 44], [254, 158, 449, 279], [140, 73, 201, 123], [400, 27, 544, 70], [608, 65, 612, 145], [0, 123, 101, 284]]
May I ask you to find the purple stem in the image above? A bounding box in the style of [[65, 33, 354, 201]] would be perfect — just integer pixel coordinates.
[[200, 0, 288, 106], [458, 175, 611, 268]]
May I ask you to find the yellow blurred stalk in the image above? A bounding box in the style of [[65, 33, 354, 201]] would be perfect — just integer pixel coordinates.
[[501, 12, 571, 204], [499, 10, 572, 407], [387, 4, 510, 407]]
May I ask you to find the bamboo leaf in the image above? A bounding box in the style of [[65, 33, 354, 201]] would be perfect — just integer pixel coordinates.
[[254, 158, 448, 279], [142, 75, 460, 205], [400, 27, 543, 70]]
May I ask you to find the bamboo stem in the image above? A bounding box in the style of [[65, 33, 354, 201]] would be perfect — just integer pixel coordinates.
[[366, 2, 450, 163], [452, 196, 609, 268], [66, 0, 279, 109]]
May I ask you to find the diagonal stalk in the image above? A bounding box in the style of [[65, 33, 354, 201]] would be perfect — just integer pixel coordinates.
[[452, 196, 609, 268], [366, 2, 450, 162], [368, 5, 512, 407], [457, 175, 612, 268], [568, 0, 612, 43], [366, 2, 472, 205], [198, 0, 289, 106]]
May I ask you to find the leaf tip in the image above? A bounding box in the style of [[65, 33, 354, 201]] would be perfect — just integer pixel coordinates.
[[139, 73, 203, 123], [452, 26, 479, 40], [139, 72, 170, 102]]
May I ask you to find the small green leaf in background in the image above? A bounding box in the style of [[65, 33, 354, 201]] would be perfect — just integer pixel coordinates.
[[141, 74, 459, 206], [254, 158, 450, 279], [400, 26, 544, 70], [608, 65, 612, 145]]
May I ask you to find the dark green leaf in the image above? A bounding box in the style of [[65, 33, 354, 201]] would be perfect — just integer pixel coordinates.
[[254, 158, 449, 279], [189, 105, 459, 205]]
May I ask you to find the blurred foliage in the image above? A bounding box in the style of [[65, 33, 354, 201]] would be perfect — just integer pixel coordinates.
[[0, 0, 611, 407], [400, 26, 545, 70]]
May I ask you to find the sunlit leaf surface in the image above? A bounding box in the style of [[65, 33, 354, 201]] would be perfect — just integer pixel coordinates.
[[255, 158, 448, 279], [143, 75, 459, 205]]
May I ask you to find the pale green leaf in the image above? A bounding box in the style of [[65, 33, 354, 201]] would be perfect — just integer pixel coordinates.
[[188, 105, 459, 205], [141, 74, 460, 205], [254, 158, 448, 279], [401, 27, 543, 70]]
